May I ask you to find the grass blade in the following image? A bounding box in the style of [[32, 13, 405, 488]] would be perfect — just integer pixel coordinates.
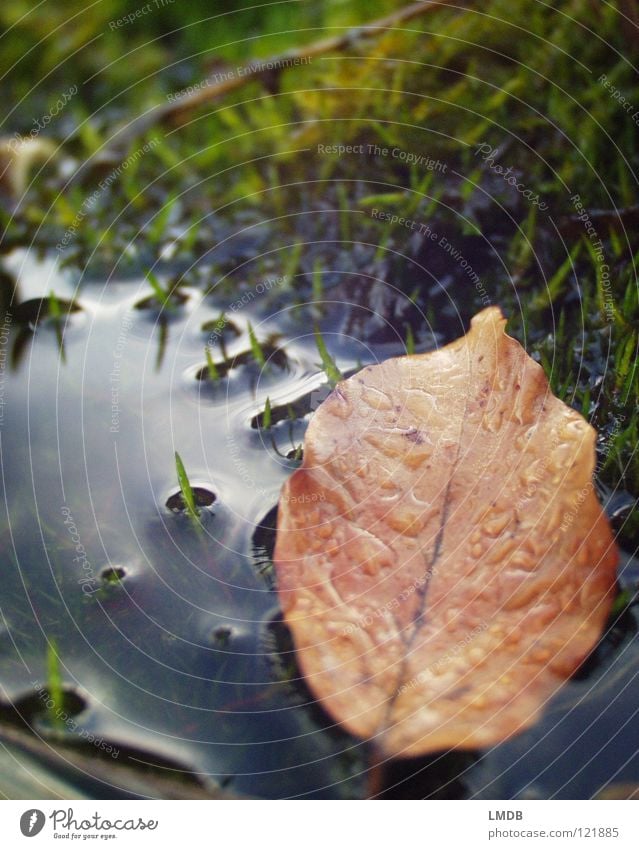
[[147, 270, 172, 311], [405, 323, 415, 354], [263, 396, 272, 429]]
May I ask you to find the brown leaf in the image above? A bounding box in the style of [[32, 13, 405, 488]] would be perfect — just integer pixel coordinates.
[[273, 307, 618, 757]]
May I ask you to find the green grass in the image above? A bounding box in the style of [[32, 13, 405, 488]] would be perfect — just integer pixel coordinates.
[[146, 271, 174, 312], [314, 327, 343, 388], [262, 396, 272, 430], [2, 0, 638, 546], [46, 641, 65, 732], [247, 322, 267, 368], [2, 0, 637, 804], [312, 259, 324, 304], [204, 347, 220, 382], [282, 241, 304, 289], [147, 194, 179, 247], [174, 451, 199, 522]]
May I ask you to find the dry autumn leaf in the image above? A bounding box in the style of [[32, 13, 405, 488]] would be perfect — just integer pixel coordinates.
[[273, 306, 618, 758]]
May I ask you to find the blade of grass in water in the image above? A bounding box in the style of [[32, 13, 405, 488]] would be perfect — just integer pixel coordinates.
[[46, 641, 65, 732], [205, 347, 220, 382], [262, 396, 272, 429], [314, 327, 342, 387], [312, 258, 323, 303], [405, 324, 415, 354], [283, 241, 303, 288], [247, 322, 266, 368], [49, 290, 65, 362], [610, 588, 635, 619], [147, 270, 172, 311]]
